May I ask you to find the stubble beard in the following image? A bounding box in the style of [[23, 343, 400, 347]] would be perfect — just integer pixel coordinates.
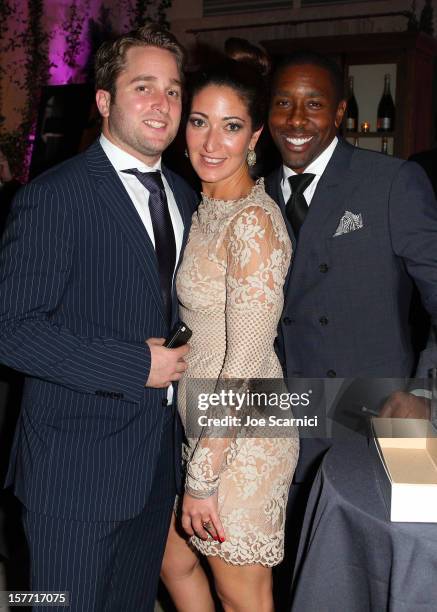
[[108, 105, 178, 162]]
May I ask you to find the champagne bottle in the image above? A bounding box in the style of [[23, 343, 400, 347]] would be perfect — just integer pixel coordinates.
[[377, 74, 395, 132], [345, 76, 358, 132]]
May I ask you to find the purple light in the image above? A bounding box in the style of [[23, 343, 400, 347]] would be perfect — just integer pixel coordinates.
[[49, 23, 89, 85]]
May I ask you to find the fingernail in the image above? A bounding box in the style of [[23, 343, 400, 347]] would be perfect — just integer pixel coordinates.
[[219, 536, 225, 543]]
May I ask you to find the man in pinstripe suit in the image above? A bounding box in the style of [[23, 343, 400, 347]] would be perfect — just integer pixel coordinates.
[[0, 23, 197, 611]]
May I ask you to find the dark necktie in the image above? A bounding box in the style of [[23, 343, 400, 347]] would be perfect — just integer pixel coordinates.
[[122, 169, 176, 325], [286, 173, 315, 236]]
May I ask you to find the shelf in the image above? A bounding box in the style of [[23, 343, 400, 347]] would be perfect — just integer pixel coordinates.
[[343, 131, 395, 138]]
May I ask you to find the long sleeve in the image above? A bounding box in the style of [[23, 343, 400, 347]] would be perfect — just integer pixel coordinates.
[[185, 204, 291, 498], [0, 181, 151, 403]]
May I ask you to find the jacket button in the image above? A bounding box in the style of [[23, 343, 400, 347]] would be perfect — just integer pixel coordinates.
[[327, 370, 336, 378], [319, 263, 329, 273], [162, 398, 168, 406], [319, 316, 328, 326], [283, 317, 294, 325]]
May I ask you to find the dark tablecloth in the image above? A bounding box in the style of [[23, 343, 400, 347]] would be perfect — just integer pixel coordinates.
[[291, 436, 437, 612]]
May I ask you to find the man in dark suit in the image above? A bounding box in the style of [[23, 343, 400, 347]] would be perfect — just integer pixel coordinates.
[[265, 51, 437, 582], [0, 23, 197, 611]]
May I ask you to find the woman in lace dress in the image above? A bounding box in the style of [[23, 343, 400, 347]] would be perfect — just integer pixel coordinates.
[[160, 59, 299, 612]]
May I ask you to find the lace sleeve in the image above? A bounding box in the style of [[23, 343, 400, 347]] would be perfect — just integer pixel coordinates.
[[185, 204, 291, 498]]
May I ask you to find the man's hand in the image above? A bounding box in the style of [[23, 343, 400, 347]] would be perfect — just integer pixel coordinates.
[[145, 337, 189, 388], [182, 491, 225, 543], [380, 391, 430, 419]]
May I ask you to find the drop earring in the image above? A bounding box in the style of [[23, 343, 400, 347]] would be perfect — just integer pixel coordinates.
[[247, 148, 256, 167]]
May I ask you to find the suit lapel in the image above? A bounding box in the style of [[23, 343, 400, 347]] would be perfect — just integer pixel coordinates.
[[266, 166, 297, 245], [162, 164, 197, 325], [86, 141, 166, 323], [161, 165, 193, 254], [299, 139, 355, 243], [284, 139, 356, 305], [266, 167, 296, 297]]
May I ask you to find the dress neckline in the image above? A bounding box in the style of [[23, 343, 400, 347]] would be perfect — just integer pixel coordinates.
[[197, 178, 265, 231], [200, 177, 264, 207]]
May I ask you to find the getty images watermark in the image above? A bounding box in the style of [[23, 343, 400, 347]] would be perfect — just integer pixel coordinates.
[[197, 388, 317, 428], [184, 377, 437, 440], [184, 378, 323, 438]]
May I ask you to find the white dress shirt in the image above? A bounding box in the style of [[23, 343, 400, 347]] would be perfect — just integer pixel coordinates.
[[100, 134, 184, 404], [281, 136, 338, 206], [100, 134, 184, 271]]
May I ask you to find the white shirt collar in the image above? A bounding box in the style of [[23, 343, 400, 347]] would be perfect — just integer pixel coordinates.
[[282, 136, 338, 182], [99, 133, 162, 173]]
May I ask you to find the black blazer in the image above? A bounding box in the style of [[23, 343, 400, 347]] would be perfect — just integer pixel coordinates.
[[0, 141, 197, 520], [267, 138, 437, 380], [266, 138, 437, 480]]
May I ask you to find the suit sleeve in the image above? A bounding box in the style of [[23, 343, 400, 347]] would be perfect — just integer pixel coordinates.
[[0, 181, 151, 402], [388, 161, 437, 377]]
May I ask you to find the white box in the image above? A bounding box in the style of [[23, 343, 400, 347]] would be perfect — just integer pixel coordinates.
[[371, 418, 437, 523]]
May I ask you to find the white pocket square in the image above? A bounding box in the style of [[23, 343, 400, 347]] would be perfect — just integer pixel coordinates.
[[333, 211, 363, 237]]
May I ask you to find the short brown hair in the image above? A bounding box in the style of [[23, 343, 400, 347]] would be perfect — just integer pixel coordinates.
[[95, 21, 185, 98]]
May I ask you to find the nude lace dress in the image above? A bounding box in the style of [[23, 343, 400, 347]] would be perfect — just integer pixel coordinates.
[[176, 179, 299, 567]]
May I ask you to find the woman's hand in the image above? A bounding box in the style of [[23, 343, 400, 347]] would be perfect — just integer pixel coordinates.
[[181, 491, 226, 543]]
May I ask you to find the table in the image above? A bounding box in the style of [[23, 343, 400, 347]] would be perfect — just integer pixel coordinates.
[[291, 436, 437, 612]]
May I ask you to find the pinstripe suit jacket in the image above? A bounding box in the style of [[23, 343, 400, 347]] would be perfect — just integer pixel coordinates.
[[0, 140, 197, 521]]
